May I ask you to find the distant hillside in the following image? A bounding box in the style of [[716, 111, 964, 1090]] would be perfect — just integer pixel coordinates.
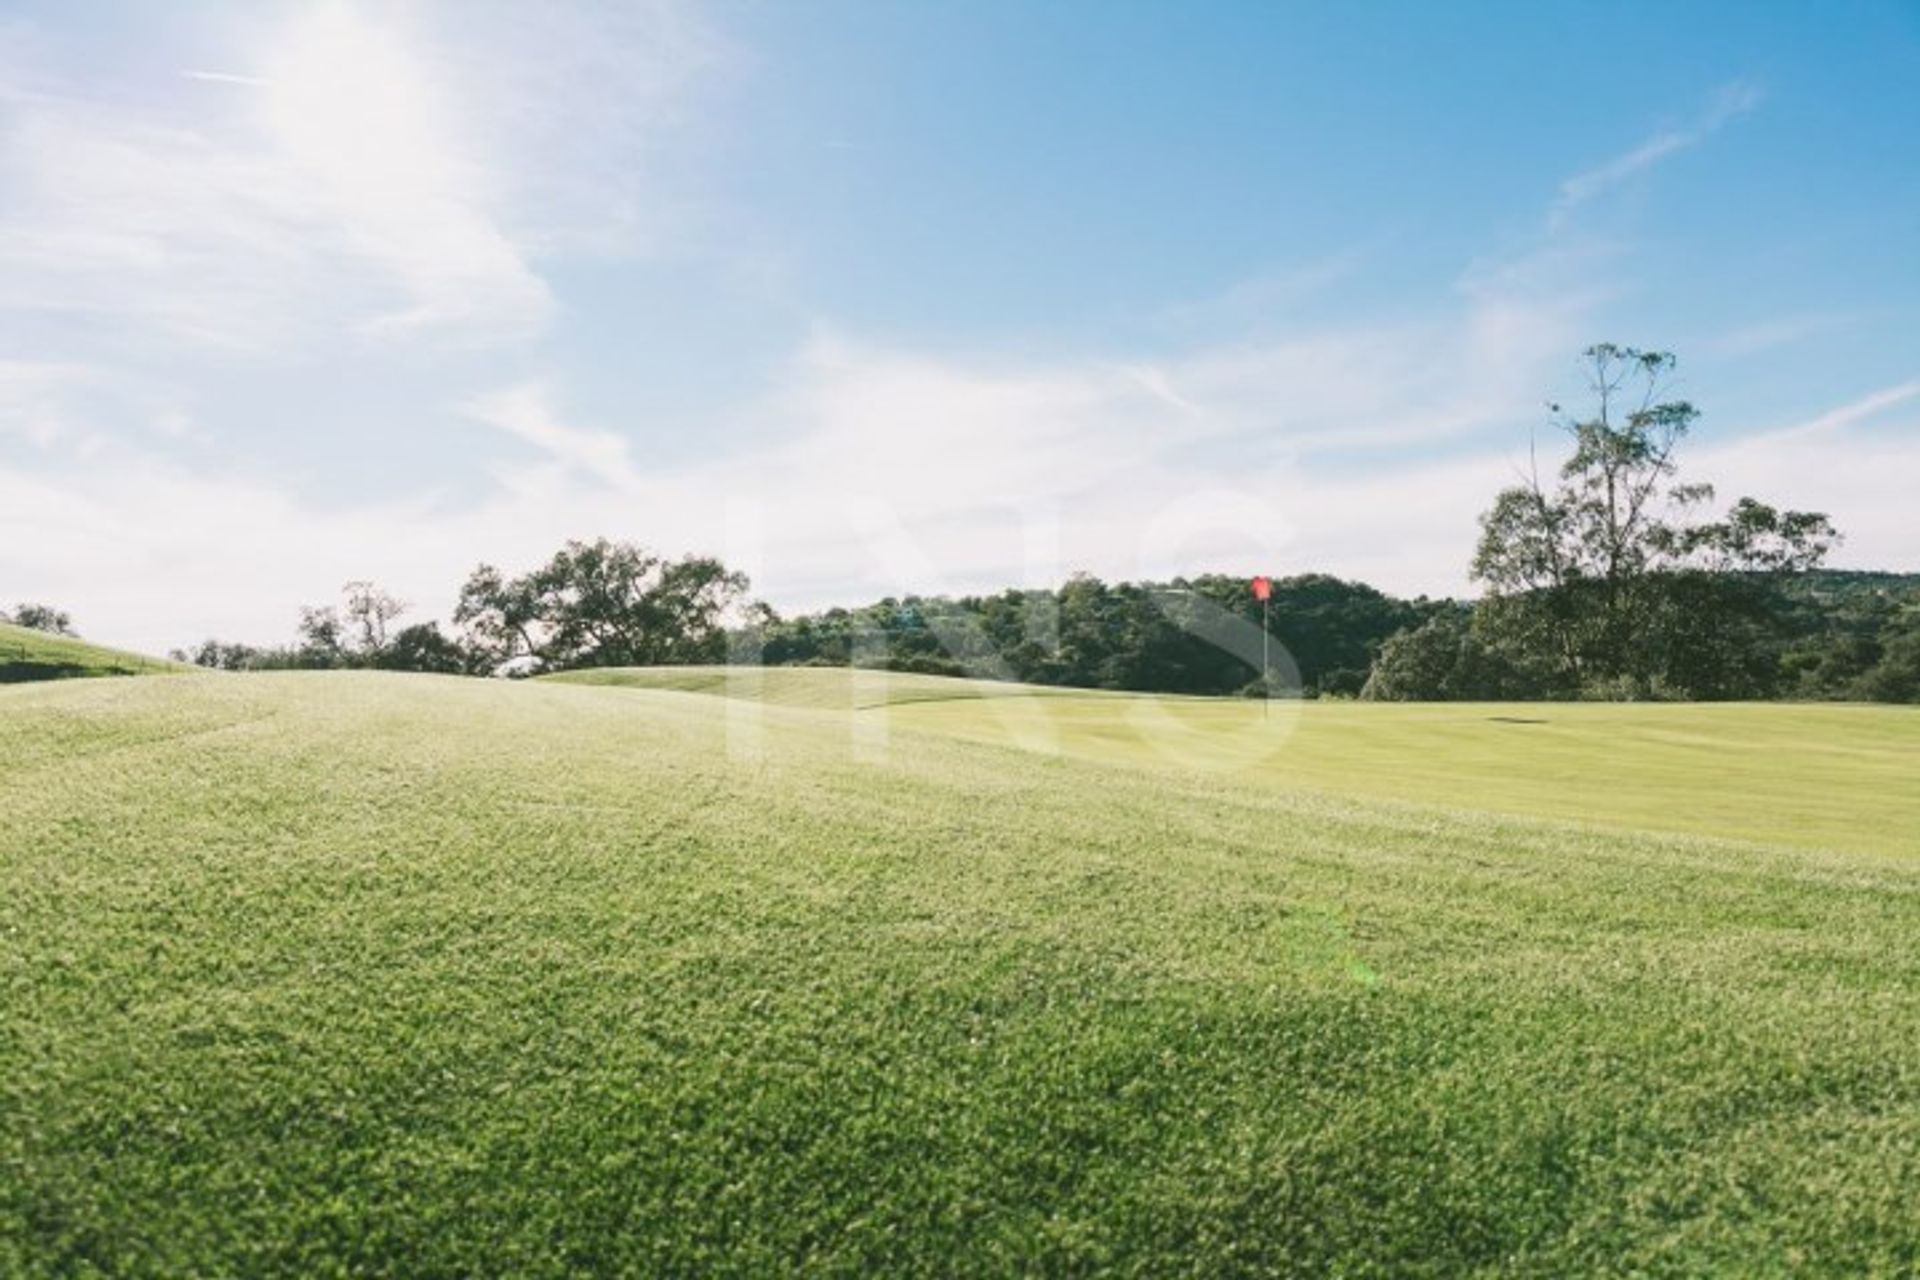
[[740, 568, 1920, 702], [1786, 569, 1920, 605], [744, 573, 1428, 698], [0, 623, 186, 683]]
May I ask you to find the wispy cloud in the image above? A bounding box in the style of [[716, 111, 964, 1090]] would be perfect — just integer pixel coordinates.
[[0, 4, 1621, 652], [1774, 379, 1920, 437], [1153, 251, 1365, 335], [2, 12, 1903, 658], [464, 383, 639, 489], [1551, 80, 1762, 227], [1697, 381, 1920, 569], [0, 11, 542, 349], [180, 69, 270, 87], [262, 4, 553, 340], [1709, 312, 1859, 358], [15, 325, 1917, 659], [0, 252, 1598, 653], [0, 360, 92, 449], [0, 2, 720, 352]]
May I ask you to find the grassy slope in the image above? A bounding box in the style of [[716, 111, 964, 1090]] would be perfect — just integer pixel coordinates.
[[556, 666, 1920, 859], [5, 673, 1920, 1275], [0, 623, 184, 683], [542, 663, 1100, 708]]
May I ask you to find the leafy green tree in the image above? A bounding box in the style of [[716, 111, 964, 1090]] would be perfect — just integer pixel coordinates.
[[171, 639, 291, 670], [1362, 608, 1539, 701], [1633, 573, 1789, 700], [456, 539, 750, 674], [449, 563, 542, 673], [1471, 344, 1838, 696], [294, 605, 348, 666], [342, 581, 406, 655], [745, 572, 1411, 697], [291, 583, 395, 669], [1852, 618, 1920, 703], [182, 581, 460, 672], [1772, 574, 1920, 700], [374, 622, 474, 675], [8, 603, 75, 636], [1183, 573, 1428, 692]]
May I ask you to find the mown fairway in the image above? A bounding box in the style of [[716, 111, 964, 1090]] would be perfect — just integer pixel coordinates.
[[5, 670, 1920, 1275], [566, 666, 1920, 857]]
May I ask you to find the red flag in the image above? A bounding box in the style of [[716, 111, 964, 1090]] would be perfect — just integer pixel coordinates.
[[1251, 576, 1271, 602]]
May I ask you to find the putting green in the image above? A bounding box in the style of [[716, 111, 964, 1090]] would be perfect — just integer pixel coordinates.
[[894, 694, 1920, 859]]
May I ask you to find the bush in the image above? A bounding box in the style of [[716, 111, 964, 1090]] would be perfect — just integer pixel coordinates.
[[1362, 611, 1540, 701], [1852, 628, 1920, 703], [8, 603, 75, 636]]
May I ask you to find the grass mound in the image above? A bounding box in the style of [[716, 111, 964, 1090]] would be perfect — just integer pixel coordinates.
[[0, 622, 184, 683], [4, 672, 1920, 1274], [541, 663, 1094, 709]]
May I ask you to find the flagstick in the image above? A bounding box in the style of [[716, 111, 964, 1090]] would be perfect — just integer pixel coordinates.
[[1262, 595, 1270, 722]]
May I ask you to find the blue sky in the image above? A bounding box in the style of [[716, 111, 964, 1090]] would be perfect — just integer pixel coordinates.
[[1, 0, 1916, 652]]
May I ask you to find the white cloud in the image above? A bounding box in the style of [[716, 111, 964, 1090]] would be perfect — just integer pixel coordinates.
[[0, 19, 1884, 662], [1, 15, 540, 348], [181, 70, 270, 88], [1152, 252, 1365, 334], [1761, 380, 1920, 439], [432, 0, 731, 259], [0, 114, 1613, 652], [258, 4, 552, 340], [0, 361, 91, 448], [1696, 382, 1920, 572], [0, 2, 720, 353], [1709, 312, 1858, 359], [0, 274, 1585, 653], [150, 408, 208, 445], [1552, 80, 1762, 227], [13, 335, 1913, 659], [464, 383, 639, 489]]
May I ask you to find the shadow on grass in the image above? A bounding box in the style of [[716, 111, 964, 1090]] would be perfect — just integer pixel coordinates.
[[0, 661, 140, 683]]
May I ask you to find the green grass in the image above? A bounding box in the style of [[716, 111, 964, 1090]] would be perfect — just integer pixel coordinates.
[[542, 663, 1100, 708], [0, 623, 184, 684], [5, 669, 1920, 1275], [567, 666, 1920, 858], [894, 691, 1920, 860]]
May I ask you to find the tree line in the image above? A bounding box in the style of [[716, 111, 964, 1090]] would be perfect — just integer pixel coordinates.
[[137, 344, 1918, 703], [0, 603, 76, 636], [1366, 344, 1903, 701], [746, 573, 1422, 697], [173, 544, 749, 676]]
